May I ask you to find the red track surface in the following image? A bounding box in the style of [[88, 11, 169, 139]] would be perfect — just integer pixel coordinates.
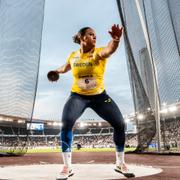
[[0, 152, 180, 180]]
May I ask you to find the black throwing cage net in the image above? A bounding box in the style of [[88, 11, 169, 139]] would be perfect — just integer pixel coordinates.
[[117, 0, 180, 152]]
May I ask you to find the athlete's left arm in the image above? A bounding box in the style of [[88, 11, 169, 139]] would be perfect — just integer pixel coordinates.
[[99, 24, 123, 59]]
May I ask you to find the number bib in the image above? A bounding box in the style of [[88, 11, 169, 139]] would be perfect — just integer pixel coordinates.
[[78, 77, 97, 90]]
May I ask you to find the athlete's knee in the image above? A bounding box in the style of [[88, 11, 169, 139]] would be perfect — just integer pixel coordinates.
[[113, 120, 125, 132], [113, 129, 125, 152], [113, 122, 126, 150], [61, 117, 74, 130], [60, 129, 73, 152]]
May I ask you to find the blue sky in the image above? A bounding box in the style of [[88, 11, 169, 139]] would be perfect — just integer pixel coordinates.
[[33, 0, 134, 120]]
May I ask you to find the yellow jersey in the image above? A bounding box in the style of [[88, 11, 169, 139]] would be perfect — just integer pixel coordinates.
[[66, 47, 108, 95]]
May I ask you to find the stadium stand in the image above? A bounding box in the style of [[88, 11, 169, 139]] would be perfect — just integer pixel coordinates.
[[1, 114, 179, 151]]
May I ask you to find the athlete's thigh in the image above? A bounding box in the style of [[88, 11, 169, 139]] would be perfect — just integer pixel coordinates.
[[91, 94, 124, 126], [62, 94, 87, 129]]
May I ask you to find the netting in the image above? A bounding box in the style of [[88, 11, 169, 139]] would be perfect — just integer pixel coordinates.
[[0, 0, 45, 155], [142, 0, 180, 103], [117, 0, 180, 152]]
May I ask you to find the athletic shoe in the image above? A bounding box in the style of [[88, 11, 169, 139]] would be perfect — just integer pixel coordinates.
[[56, 166, 74, 180], [114, 163, 135, 178]]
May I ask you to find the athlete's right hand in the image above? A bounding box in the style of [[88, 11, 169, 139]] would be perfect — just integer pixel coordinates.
[[108, 24, 123, 41], [47, 70, 59, 82]]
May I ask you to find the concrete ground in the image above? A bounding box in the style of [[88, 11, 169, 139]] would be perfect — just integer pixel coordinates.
[[0, 152, 180, 179], [0, 164, 162, 180]]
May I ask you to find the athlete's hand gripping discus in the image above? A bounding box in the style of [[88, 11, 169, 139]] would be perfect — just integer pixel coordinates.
[[47, 71, 59, 82]]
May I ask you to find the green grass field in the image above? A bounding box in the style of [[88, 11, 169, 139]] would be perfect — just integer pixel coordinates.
[[26, 147, 136, 153], [3, 147, 180, 155], [0, 146, 136, 154]]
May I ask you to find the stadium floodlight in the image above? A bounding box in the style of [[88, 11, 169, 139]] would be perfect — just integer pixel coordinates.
[[162, 102, 167, 106], [52, 122, 63, 126], [160, 108, 168, 114], [59, 122, 63, 127], [168, 106, 177, 112], [79, 122, 85, 128], [53, 122, 59, 126], [125, 118, 130, 123], [137, 114, 144, 120], [5, 118, 13, 122], [18, 120, 25, 123]]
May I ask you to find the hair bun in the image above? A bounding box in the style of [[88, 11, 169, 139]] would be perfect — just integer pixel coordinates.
[[73, 34, 80, 44]]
